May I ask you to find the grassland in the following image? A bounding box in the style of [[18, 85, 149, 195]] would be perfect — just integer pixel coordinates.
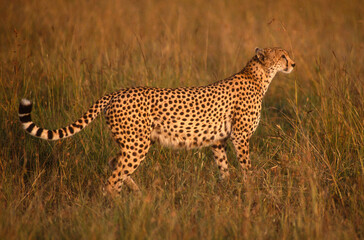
[[0, 0, 363, 239]]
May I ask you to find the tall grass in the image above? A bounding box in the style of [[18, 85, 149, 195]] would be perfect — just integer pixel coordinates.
[[0, 0, 363, 239]]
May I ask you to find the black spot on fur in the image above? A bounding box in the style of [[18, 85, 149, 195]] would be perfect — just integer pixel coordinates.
[[48, 130, 53, 139], [72, 123, 82, 129], [58, 129, 64, 138], [19, 102, 32, 114], [19, 114, 31, 123], [62, 127, 68, 136], [69, 126, 74, 134], [36, 128, 43, 137], [26, 123, 35, 133]]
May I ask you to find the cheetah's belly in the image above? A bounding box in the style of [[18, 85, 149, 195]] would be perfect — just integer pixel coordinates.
[[150, 120, 232, 149]]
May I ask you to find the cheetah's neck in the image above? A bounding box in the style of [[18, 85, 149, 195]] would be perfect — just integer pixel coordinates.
[[242, 58, 278, 96]]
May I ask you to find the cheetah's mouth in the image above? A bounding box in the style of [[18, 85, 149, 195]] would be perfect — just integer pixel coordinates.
[[283, 67, 293, 73]]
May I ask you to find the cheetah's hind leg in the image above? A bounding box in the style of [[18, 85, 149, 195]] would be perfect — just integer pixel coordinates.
[[105, 137, 151, 195], [107, 154, 140, 193]]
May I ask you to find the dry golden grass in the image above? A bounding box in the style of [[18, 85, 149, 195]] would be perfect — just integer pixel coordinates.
[[0, 0, 363, 239]]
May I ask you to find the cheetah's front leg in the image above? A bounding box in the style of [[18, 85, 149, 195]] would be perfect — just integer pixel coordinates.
[[231, 132, 252, 181]]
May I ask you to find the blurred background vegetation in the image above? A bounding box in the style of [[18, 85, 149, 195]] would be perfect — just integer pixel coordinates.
[[0, 0, 363, 239]]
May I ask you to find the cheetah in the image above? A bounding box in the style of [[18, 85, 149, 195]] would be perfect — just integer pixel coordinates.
[[19, 47, 295, 195]]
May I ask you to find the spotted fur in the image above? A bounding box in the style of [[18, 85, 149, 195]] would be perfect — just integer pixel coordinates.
[[19, 47, 295, 195]]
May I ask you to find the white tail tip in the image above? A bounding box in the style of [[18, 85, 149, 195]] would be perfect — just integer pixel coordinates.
[[20, 98, 32, 106]]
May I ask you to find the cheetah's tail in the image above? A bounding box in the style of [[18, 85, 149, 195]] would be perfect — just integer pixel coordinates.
[[18, 94, 113, 141]]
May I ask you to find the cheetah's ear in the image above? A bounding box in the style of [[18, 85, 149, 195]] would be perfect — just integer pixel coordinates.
[[255, 47, 265, 63]]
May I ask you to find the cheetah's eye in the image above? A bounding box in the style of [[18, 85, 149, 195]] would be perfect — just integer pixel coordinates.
[[281, 55, 286, 59]]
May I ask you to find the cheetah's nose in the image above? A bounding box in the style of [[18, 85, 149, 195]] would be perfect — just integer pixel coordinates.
[[292, 63, 296, 67]]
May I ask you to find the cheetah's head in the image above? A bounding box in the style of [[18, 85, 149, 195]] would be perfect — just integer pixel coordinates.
[[255, 47, 295, 74]]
